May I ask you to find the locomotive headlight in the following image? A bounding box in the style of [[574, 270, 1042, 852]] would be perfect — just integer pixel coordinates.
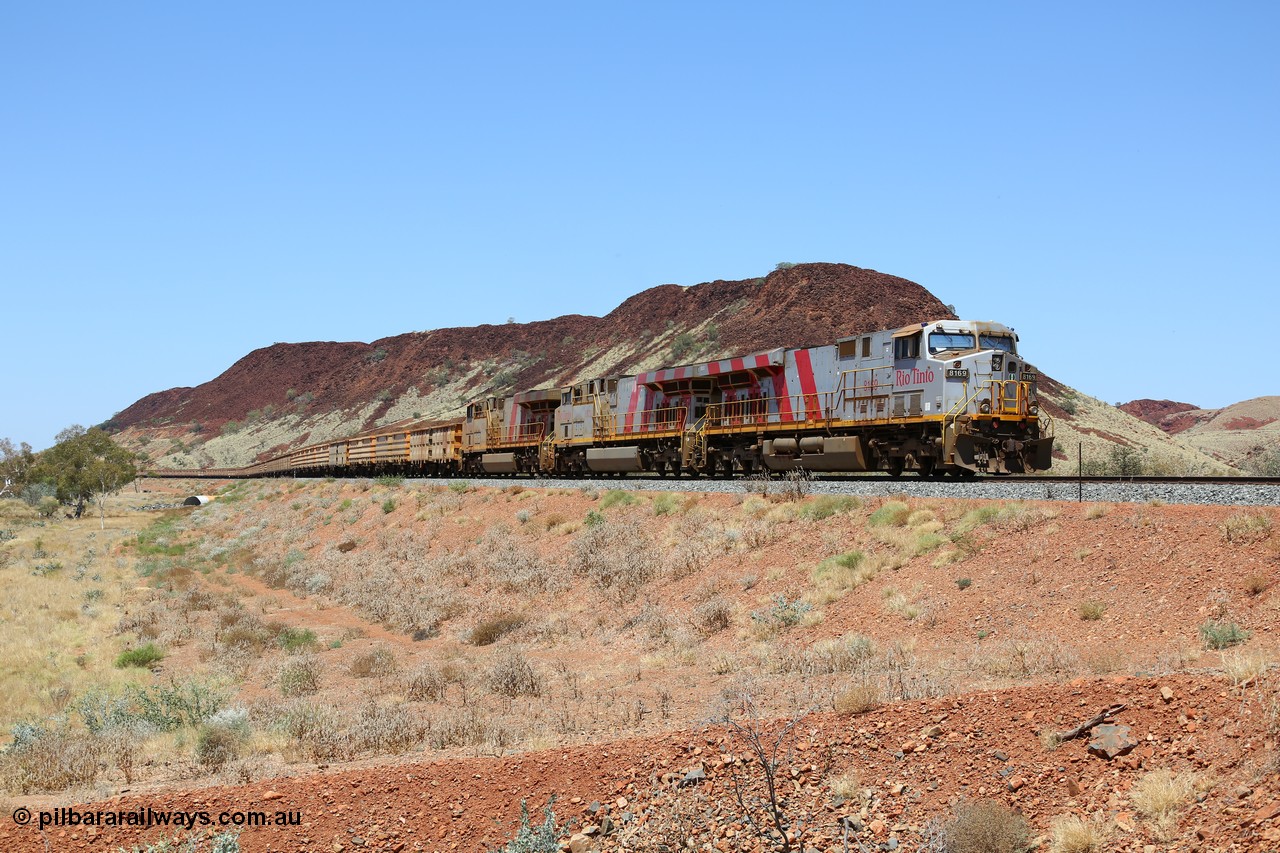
[[979, 400, 991, 414], [1029, 404, 1039, 415], [953, 361, 961, 369]]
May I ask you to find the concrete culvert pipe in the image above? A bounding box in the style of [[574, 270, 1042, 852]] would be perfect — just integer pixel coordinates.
[[183, 495, 212, 506]]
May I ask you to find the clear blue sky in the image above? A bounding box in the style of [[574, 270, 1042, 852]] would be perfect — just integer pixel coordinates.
[[3, 2, 1276, 449]]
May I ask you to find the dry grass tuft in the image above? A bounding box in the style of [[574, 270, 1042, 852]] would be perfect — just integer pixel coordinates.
[[403, 663, 448, 702], [1131, 768, 1196, 836], [944, 799, 1029, 853], [349, 645, 398, 679], [468, 613, 527, 646], [881, 586, 921, 620], [1221, 511, 1273, 544], [811, 550, 875, 600], [834, 684, 882, 715], [693, 595, 733, 635], [1222, 649, 1270, 686], [1076, 600, 1107, 621], [827, 770, 860, 801], [1048, 814, 1108, 853], [278, 656, 322, 696], [488, 648, 544, 698]]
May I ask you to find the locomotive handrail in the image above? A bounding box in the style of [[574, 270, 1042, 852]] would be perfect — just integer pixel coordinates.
[[704, 392, 835, 430], [591, 404, 689, 439], [944, 379, 1037, 426], [833, 367, 894, 422], [680, 414, 709, 470], [483, 421, 546, 449]]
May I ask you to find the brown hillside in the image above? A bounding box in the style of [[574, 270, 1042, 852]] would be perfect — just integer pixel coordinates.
[[1118, 399, 1201, 432]]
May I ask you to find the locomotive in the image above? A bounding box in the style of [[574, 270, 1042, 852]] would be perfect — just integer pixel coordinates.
[[233, 318, 1053, 480]]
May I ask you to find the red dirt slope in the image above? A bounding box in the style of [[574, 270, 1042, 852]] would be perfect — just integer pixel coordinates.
[[9, 672, 1277, 853]]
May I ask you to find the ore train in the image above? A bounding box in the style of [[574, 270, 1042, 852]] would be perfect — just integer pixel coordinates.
[[207, 319, 1052, 481]]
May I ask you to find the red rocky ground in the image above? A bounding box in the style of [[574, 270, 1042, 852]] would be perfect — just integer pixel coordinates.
[[8, 673, 1279, 852]]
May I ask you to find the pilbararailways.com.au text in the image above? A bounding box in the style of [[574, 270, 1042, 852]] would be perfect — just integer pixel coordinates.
[[29, 806, 301, 831]]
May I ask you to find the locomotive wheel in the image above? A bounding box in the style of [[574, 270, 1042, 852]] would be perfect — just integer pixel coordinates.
[[886, 458, 904, 478]]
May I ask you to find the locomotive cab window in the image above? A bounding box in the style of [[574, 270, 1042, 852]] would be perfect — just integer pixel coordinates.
[[928, 332, 975, 354], [894, 333, 921, 360], [979, 334, 1016, 354]]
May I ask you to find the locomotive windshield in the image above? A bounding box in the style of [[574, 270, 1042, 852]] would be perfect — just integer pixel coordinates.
[[928, 332, 975, 354], [979, 334, 1016, 353]]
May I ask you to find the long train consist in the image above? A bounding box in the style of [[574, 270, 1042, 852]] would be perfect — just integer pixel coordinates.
[[182, 319, 1054, 480]]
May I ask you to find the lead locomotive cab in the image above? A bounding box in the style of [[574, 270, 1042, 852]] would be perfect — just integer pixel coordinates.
[[886, 320, 1051, 475]]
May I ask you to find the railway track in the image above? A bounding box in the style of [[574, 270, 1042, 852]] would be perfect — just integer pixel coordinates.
[[144, 469, 1280, 506], [144, 468, 1280, 487]]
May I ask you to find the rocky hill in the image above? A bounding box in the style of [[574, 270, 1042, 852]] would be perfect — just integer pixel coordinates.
[[111, 262, 1236, 474], [1121, 397, 1280, 473]]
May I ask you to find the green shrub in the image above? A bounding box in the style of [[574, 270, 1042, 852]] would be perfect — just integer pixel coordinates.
[[669, 332, 698, 362], [381, 498, 396, 514], [489, 800, 563, 853], [651, 493, 681, 515], [868, 500, 911, 527], [1200, 619, 1250, 650], [448, 480, 470, 494], [955, 504, 1001, 532], [375, 475, 403, 487], [76, 681, 226, 734], [799, 494, 860, 521], [955, 577, 972, 590], [276, 626, 318, 654], [751, 594, 812, 630], [812, 551, 873, 595], [584, 510, 605, 527], [115, 643, 165, 669], [599, 489, 636, 510], [912, 531, 948, 555]]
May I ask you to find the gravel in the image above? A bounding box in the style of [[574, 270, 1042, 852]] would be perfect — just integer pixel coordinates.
[[392, 476, 1280, 507]]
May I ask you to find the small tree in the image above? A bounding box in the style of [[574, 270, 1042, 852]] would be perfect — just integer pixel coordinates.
[[34, 427, 137, 528], [0, 437, 35, 498], [720, 693, 813, 852], [1108, 444, 1143, 477]]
